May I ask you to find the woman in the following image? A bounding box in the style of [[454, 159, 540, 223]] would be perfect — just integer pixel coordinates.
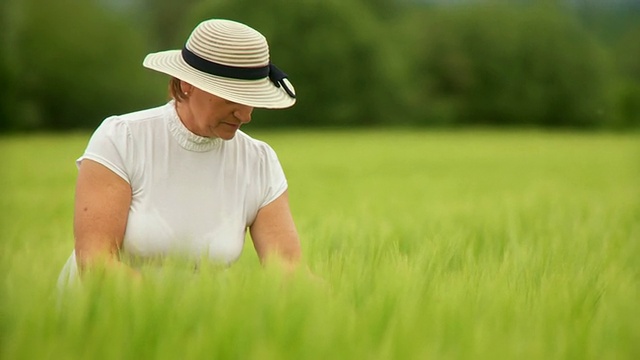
[[58, 19, 301, 285]]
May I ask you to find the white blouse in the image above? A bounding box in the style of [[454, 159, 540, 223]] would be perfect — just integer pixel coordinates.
[[58, 102, 287, 285]]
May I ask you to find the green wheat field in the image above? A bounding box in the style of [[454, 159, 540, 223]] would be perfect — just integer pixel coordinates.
[[1, 130, 638, 359]]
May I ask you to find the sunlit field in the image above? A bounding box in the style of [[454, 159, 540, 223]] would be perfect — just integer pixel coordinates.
[[1, 130, 638, 359]]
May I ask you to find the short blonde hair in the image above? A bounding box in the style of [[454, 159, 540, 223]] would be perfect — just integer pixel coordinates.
[[169, 77, 188, 102]]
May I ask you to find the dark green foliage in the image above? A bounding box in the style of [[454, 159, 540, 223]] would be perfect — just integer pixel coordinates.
[[1, 0, 165, 131], [1, 0, 638, 131], [401, 4, 618, 128], [612, 23, 640, 128]]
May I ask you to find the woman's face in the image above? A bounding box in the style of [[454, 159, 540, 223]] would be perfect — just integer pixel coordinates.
[[177, 84, 253, 140]]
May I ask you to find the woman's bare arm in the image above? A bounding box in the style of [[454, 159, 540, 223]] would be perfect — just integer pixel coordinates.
[[74, 159, 132, 269], [249, 190, 301, 268]]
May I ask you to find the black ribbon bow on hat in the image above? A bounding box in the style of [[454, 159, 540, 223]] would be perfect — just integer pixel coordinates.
[[268, 64, 296, 99]]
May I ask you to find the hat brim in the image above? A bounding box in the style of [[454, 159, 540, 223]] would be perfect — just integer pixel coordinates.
[[143, 50, 296, 109]]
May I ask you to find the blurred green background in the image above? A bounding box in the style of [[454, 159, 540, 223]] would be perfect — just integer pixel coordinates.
[[1, 0, 639, 132]]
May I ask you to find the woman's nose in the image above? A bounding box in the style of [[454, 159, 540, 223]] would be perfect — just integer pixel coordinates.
[[234, 105, 253, 124]]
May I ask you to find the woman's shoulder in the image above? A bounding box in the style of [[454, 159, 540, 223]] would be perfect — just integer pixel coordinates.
[[96, 103, 169, 135], [231, 131, 282, 169], [233, 131, 275, 153], [112, 103, 169, 125]]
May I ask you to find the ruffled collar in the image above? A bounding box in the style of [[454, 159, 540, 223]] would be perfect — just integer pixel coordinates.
[[166, 101, 222, 152]]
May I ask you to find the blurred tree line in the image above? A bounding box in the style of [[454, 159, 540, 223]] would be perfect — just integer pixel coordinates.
[[1, 0, 639, 132]]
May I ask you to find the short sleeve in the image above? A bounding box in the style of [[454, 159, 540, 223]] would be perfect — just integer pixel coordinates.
[[258, 144, 288, 208], [77, 116, 133, 183]]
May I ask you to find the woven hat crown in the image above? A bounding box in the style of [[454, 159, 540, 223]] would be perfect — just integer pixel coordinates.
[[186, 20, 270, 68]]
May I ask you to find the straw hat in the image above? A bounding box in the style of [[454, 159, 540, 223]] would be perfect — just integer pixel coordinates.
[[143, 19, 296, 109]]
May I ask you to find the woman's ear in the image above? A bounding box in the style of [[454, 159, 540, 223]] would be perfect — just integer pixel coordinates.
[[180, 81, 194, 96]]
